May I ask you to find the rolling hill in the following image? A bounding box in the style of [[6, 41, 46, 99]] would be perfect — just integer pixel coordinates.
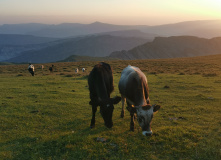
[[109, 36, 221, 60], [141, 20, 221, 38], [0, 34, 58, 45], [93, 29, 156, 40], [59, 55, 116, 62], [1, 20, 221, 63], [1, 20, 221, 38], [0, 22, 148, 38], [0, 34, 62, 61], [6, 35, 148, 63], [0, 30, 154, 62], [0, 53, 221, 160]]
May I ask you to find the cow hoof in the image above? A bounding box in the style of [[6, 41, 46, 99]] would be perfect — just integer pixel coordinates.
[[90, 125, 95, 129], [130, 128, 135, 132], [105, 123, 113, 128], [120, 111, 124, 118]]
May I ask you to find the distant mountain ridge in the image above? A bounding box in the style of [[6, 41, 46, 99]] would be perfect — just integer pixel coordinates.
[[0, 22, 148, 38], [1, 20, 221, 63], [0, 34, 58, 45], [0, 29, 154, 62], [110, 36, 221, 60], [95, 30, 156, 40], [5, 35, 148, 63], [59, 55, 116, 62], [141, 20, 221, 38], [0, 34, 62, 61], [1, 20, 221, 38]]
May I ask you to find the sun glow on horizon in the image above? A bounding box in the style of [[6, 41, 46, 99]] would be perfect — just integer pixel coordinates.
[[0, 0, 221, 25]]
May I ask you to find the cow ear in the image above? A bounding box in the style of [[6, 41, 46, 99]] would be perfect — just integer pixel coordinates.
[[111, 96, 121, 104], [126, 105, 137, 113], [153, 104, 161, 112]]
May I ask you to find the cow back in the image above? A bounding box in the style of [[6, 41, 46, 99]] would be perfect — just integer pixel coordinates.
[[88, 62, 114, 100], [119, 66, 149, 106]]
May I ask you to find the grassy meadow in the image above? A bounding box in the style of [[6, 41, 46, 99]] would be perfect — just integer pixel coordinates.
[[0, 54, 221, 160]]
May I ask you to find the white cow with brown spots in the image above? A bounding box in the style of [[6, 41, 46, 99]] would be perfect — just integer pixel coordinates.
[[118, 65, 161, 136]]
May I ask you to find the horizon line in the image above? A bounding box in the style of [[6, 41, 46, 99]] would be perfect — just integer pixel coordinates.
[[1, 19, 221, 26]]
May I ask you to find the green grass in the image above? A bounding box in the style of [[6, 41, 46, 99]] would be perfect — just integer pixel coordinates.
[[0, 55, 221, 159]]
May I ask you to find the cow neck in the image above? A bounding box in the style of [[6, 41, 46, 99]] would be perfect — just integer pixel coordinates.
[[96, 71, 109, 100], [141, 85, 148, 106], [134, 86, 148, 107], [135, 72, 148, 107], [127, 85, 147, 107]]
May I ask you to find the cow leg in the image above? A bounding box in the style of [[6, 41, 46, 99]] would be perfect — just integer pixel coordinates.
[[90, 105, 97, 129], [130, 112, 135, 131], [120, 96, 126, 118]]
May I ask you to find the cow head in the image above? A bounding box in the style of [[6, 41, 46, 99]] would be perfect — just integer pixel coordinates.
[[91, 96, 121, 128], [127, 104, 161, 136]]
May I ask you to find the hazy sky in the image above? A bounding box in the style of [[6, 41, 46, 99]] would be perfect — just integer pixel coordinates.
[[0, 0, 221, 25]]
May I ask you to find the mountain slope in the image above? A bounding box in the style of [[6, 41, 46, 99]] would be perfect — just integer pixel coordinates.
[[0, 22, 148, 38], [141, 20, 221, 38], [109, 36, 221, 60], [1, 20, 221, 38], [96, 30, 156, 40], [0, 34, 58, 45], [6, 35, 148, 63], [0, 34, 62, 61], [59, 55, 115, 62], [0, 23, 51, 35], [26, 22, 150, 38]]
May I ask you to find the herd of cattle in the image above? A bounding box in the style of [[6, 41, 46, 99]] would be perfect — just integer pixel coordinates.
[[88, 62, 161, 136], [28, 62, 161, 136], [28, 63, 85, 76]]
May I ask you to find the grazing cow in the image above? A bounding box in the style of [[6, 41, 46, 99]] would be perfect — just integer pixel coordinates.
[[118, 65, 161, 136], [75, 68, 79, 73], [28, 63, 35, 76], [88, 62, 121, 128], [49, 65, 54, 73], [82, 68, 85, 72], [40, 65, 44, 70]]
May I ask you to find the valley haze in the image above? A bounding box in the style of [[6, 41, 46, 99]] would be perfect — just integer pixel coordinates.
[[1, 20, 221, 63]]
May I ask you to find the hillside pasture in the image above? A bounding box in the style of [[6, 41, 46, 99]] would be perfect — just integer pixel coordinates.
[[0, 54, 221, 159]]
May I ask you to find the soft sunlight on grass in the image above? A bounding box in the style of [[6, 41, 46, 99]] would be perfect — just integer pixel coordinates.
[[0, 55, 221, 159]]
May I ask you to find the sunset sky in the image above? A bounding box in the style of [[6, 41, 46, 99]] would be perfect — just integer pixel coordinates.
[[0, 0, 221, 25]]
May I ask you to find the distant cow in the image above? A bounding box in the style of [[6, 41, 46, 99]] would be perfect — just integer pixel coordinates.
[[40, 65, 44, 70], [82, 68, 85, 72], [28, 63, 35, 76], [49, 65, 54, 73], [118, 65, 161, 136], [75, 68, 79, 73], [88, 62, 121, 128]]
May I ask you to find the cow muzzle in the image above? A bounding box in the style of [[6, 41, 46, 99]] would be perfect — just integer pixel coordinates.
[[105, 122, 113, 128], [142, 130, 153, 136]]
